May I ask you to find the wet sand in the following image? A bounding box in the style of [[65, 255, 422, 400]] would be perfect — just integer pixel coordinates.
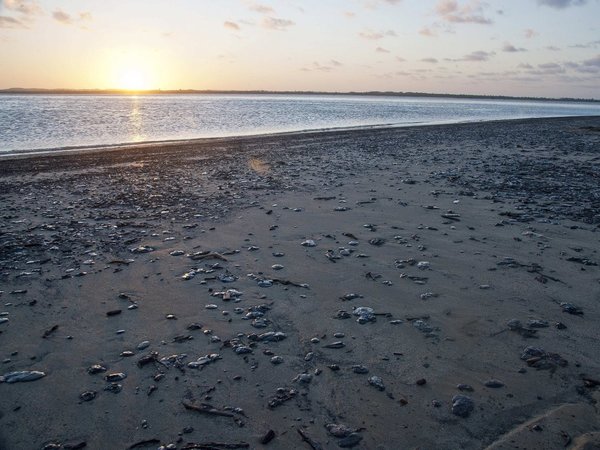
[[1, 116, 600, 450]]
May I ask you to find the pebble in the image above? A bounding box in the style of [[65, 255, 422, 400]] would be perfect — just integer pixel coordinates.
[[413, 320, 434, 333], [234, 346, 252, 355], [326, 423, 354, 438], [310, 337, 320, 343], [105, 372, 127, 382], [457, 384, 474, 392], [560, 302, 583, 315], [270, 356, 284, 365], [271, 264, 284, 270], [323, 341, 345, 349], [484, 379, 505, 388], [0, 370, 46, 383], [368, 375, 385, 391], [417, 261, 430, 270], [205, 304, 218, 309], [87, 365, 107, 375], [137, 341, 150, 350], [0, 318, 8, 325], [79, 390, 97, 402], [353, 306, 376, 324], [104, 383, 122, 393], [293, 373, 313, 384], [352, 365, 369, 374], [169, 250, 185, 256], [528, 319, 549, 328], [451, 395, 474, 417], [301, 240, 317, 247]]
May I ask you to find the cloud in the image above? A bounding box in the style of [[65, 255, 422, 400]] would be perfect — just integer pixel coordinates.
[[261, 17, 294, 30], [51, 9, 92, 25], [344, 11, 356, 18], [546, 45, 561, 51], [396, 56, 406, 62], [301, 60, 343, 72], [52, 10, 72, 24], [502, 42, 527, 52], [435, 0, 493, 24], [247, 3, 274, 14], [582, 54, 600, 67], [419, 26, 436, 37], [421, 57, 438, 63], [0, 0, 41, 28], [364, 0, 403, 8], [359, 29, 397, 40], [224, 21, 240, 30], [536, 0, 587, 8], [524, 28, 538, 38], [453, 50, 495, 61], [2, 0, 41, 16], [0, 15, 25, 28], [517, 63, 534, 69], [534, 62, 565, 74], [569, 40, 600, 49], [376, 46, 391, 53]]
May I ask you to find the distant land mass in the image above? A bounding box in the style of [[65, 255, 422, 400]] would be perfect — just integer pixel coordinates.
[[0, 88, 598, 103]]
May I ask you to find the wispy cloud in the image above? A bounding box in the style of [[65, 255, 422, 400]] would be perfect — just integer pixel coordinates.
[[359, 29, 397, 40], [502, 42, 527, 52], [301, 60, 343, 72], [2, 0, 41, 16], [224, 21, 240, 30], [536, 0, 587, 8], [0, 0, 41, 28], [0, 15, 25, 28], [261, 17, 295, 31], [246, 2, 274, 14], [524, 28, 538, 39], [435, 0, 493, 24], [448, 50, 495, 61], [52, 10, 92, 26], [376, 46, 391, 53], [421, 57, 439, 63], [419, 26, 436, 37]]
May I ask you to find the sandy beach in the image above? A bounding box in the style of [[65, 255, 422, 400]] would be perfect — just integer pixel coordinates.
[[1, 116, 600, 450]]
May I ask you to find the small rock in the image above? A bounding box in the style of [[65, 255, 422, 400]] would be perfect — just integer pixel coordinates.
[[352, 365, 369, 374], [293, 373, 313, 384], [484, 379, 505, 388], [368, 375, 385, 391], [79, 390, 97, 402], [451, 395, 474, 417]]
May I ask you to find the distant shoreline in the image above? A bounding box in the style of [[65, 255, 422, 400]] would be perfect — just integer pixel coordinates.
[[0, 88, 598, 103]]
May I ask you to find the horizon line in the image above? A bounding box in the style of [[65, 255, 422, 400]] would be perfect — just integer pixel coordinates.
[[0, 87, 598, 103]]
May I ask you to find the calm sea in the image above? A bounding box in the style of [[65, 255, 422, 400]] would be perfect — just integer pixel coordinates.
[[1, 94, 599, 153]]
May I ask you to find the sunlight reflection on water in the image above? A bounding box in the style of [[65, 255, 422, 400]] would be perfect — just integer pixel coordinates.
[[1, 94, 599, 152]]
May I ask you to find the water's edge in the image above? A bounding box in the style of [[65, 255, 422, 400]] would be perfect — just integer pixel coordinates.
[[1, 114, 597, 161]]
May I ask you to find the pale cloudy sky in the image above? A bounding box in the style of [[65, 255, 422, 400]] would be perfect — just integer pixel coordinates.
[[0, 0, 599, 98]]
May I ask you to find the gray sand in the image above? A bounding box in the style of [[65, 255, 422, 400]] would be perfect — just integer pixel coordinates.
[[1, 117, 600, 450]]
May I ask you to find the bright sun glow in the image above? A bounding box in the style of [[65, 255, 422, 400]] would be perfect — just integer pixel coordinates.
[[117, 67, 150, 91]]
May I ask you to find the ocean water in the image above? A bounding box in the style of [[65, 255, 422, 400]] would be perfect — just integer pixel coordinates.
[[1, 94, 599, 153]]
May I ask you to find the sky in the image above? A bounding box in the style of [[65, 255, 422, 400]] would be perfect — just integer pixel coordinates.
[[0, 0, 599, 98]]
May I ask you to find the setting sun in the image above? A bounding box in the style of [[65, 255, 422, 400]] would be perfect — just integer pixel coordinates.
[[117, 67, 150, 91]]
